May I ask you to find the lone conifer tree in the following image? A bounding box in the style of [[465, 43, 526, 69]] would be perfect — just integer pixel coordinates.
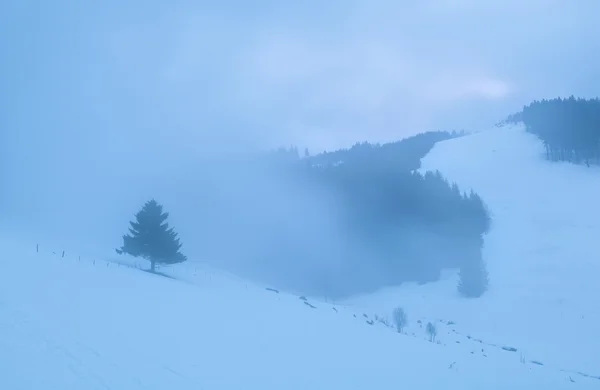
[[457, 254, 489, 298], [116, 199, 187, 272]]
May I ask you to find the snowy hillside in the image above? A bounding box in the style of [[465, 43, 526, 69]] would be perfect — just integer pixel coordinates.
[[345, 125, 600, 381], [1, 125, 599, 389], [0, 242, 596, 388]]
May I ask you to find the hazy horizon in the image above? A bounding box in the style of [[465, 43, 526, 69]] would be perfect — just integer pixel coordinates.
[[2, 0, 599, 270]]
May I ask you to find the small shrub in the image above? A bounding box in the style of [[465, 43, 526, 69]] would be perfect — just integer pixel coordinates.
[[426, 322, 437, 342], [392, 307, 408, 333]]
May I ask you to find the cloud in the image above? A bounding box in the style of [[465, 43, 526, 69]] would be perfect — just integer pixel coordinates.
[[421, 75, 513, 101], [2, 0, 600, 246], [129, 0, 596, 150], [20, 0, 589, 153], [219, 29, 515, 148]]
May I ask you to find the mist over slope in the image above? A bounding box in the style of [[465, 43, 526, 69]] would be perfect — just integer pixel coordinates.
[[5, 129, 490, 300], [155, 131, 489, 298]]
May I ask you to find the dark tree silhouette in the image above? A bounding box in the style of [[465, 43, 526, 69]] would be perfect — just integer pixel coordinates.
[[116, 199, 187, 272], [505, 96, 600, 166], [306, 130, 463, 171], [457, 238, 489, 298]]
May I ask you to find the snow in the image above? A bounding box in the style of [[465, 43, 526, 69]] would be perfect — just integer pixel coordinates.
[[345, 124, 600, 381], [1, 124, 599, 388]]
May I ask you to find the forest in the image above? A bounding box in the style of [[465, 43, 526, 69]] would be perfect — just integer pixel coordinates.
[[504, 96, 600, 166], [193, 130, 491, 299]]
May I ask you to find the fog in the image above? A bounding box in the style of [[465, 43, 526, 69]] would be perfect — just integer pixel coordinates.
[[2, 1, 599, 296]]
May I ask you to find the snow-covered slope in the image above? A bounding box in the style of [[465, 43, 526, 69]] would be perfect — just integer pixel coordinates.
[[345, 125, 600, 381], [0, 238, 595, 389], [1, 125, 599, 389]]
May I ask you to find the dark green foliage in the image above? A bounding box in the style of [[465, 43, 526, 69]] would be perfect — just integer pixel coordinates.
[[116, 199, 187, 272], [506, 97, 600, 166]]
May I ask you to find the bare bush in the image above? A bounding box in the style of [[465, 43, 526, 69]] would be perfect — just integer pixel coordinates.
[[392, 307, 408, 333], [426, 322, 437, 342]]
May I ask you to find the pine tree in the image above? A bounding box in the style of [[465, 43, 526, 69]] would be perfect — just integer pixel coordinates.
[[457, 252, 489, 298], [116, 199, 187, 272]]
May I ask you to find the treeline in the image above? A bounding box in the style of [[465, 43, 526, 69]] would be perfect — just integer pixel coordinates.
[[306, 165, 490, 298], [195, 131, 490, 298], [506, 97, 600, 166], [305, 130, 463, 171]]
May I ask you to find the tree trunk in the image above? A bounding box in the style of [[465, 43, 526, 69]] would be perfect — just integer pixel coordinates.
[[150, 259, 156, 273]]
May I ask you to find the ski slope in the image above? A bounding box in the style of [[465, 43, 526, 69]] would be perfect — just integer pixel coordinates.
[[345, 124, 600, 381], [1, 125, 599, 389]]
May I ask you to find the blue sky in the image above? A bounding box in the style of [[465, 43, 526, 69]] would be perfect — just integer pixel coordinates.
[[1, 0, 599, 243]]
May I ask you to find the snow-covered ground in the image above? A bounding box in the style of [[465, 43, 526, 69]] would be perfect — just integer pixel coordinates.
[[1, 125, 599, 389], [345, 124, 600, 380]]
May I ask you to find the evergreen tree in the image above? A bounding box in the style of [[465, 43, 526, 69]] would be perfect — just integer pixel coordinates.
[[457, 252, 489, 298], [506, 97, 600, 166], [116, 199, 187, 272]]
